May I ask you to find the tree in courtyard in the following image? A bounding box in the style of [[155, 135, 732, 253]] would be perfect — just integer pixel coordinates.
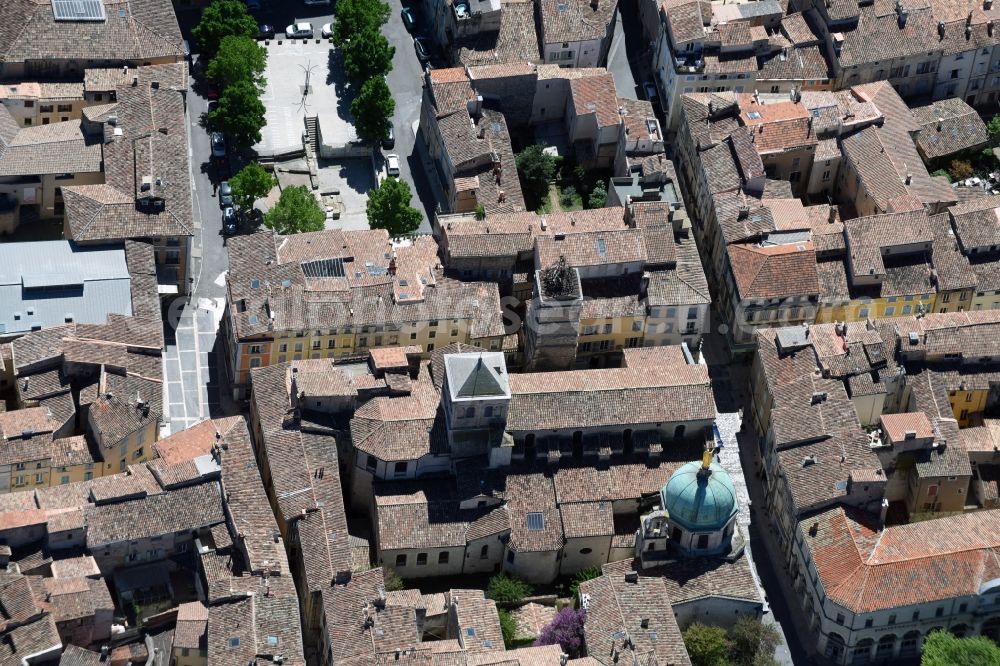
[[209, 80, 266, 150], [343, 29, 395, 84], [332, 0, 391, 47], [229, 162, 275, 211], [534, 607, 586, 657], [728, 616, 781, 666], [683, 623, 730, 666], [264, 185, 326, 235], [486, 574, 533, 604], [206, 35, 267, 91], [498, 608, 519, 648], [366, 178, 422, 237], [383, 568, 405, 592], [921, 630, 1000, 666], [192, 0, 258, 58], [587, 180, 608, 209], [351, 77, 395, 144], [515, 145, 557, 208]]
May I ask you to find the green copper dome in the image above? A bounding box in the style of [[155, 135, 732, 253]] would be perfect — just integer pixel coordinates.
[[660, 460, 738, 532]]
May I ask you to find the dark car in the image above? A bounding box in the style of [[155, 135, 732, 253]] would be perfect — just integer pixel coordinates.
[[222, 207, 237, 235], [414, 36, 430, 63], [258, 24, 275, 40], [210, 132, 226, 159], [401, 6, 417, 31], [219, 181, 233, 208], [382, 125, 395, 150]]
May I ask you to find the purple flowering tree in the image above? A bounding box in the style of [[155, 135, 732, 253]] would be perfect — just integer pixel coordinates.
[[534, 607, 586, 657]]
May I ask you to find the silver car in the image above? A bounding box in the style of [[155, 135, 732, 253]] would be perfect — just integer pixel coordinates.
[[285, 22, 314, 39]]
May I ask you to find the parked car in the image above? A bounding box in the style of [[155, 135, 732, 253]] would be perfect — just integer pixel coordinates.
[[210, 132, 226, 158], [643, 81, 659, 106], [321, 23, 333, 38], [382, 125, 395, 150], [413, 36, 430, 63], [304, 0, 331, 5], [258, 24, 275, 40], [219, 181, 233, 208], [222, 206, 237, 235], [401, 6, 417, 31], [385, 154, 400, 177], [285, 22, 314, 39]]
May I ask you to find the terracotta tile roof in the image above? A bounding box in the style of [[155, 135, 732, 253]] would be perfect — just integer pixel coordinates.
[[727, 240, 819, 300], [835, 1, 937, 68], [666, 1, 710, 44], [804, 506, 1000, 613], [757, 45, 831, 83], [370, 346, 422, 373], [880, 412, 934, 442], [641, 554, 761, 605], [64, 64, 193, 243], [0, 613, 60, 664], [927, 212, 976, 292], [451, 590, 504, 652], [430, 69, 478, 116], [569, 73, 621, 129], [455, 0, 542, 65], [506, 472, 563, 552], [536, 228, 647, 269], [559, 500, 614, 538], [88, 371, 162, 447], [581, 562, 691, 666], [508, 350, 713, 431], [912, 98, 989, 160], [539, 0, 619, 44], [843, 209, 932, 279], [174, 601, 208, 650], [949, 194, 1000, 252], [0, 109, 103, 177], [85, 480, 224, 548], [0, 0, 183, 67], [351, 364, 445, 462]]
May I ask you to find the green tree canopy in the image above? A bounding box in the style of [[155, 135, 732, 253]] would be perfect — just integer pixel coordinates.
[[988, 114, 1000, 145], [683, 623, 730, 666], [351, 77, 395, 144], [192, 0, 258, 58], [332, 0, 391, 47], [264, 185, 326, 235], [209, 80, 266, 150], [206, 35, 267, 91], [366, 177, 422, 237], [515, 145, 557, 208], [921, 630, 1000, 666], [728, 617, 780, 666], [229, 162, 275, 211], [498, 608, 519, 649], [587, 181, 608, 209], [342, 28, 395, 84], [486, 574, 533, 604]]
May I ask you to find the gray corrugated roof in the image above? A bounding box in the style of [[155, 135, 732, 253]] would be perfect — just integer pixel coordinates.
[[0, 241, 132, 335]]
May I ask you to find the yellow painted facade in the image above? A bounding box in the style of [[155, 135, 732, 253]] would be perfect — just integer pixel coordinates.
[[815, 293, 937, 324], [933, 289, 973, 313], [577, 316, 646, 356], [970, 289, 1000, 312], [947, 388, 989, 428]]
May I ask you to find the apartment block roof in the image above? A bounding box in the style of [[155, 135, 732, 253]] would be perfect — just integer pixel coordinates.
[[844, 209, 933, 279], [539, 0, 619, 45], [728, 240, 819, 300], [0, 107, 102, 177], [63, 63, 193, 243], [228, 230, 505, 342], [569, 73, 621, 129], [911, 98, 990, 160], [88, 370, 162, 447], [949, 194, 1000, 252], [455, 0, 542, 65], [507, 348, 713, 431], [536, 228, 648, 269], [0, 0, 183, 67], [581, 563, 691, 666], [803, 506, 1000, 613], [833, 0, 938, 69]]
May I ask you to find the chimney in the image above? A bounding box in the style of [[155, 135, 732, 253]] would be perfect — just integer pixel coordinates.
[[624, 571, 639, 583], [897, 0, 908, 27], [937, 117, 944, 131], [939, 20, 946, 39], [905, 173, 913, 185], [591, 0, 599, 8]]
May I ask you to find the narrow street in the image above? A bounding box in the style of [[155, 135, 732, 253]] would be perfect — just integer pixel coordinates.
[[161, 39, 237, 433], [701, 319, 806, 666]]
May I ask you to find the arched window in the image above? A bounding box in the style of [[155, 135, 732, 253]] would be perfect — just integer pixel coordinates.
[[674, 424, 686, 440], [824, 633, 845, 660], [875, 635, 895, 659], [850, 638, 873, 664], [899, 631, 921, 657], [480, 545, 489, 559]]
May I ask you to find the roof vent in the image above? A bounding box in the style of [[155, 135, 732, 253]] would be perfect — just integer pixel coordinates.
[[624, 571, 639, 583], [810, 391, 827, 405], [801, 455, 817, 467], [908, 331, 919, 345], [904, 430, 916, 439]]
